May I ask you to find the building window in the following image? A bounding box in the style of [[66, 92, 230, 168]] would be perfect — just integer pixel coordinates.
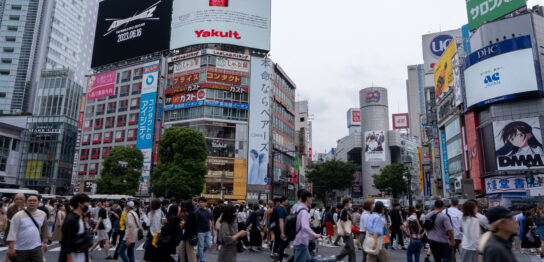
[[105, 117, 114, 128], [127, 129, 137, 141], [107, 102, 116, 113], [129, 113, 138, 125], [80, 149, 89, 160], [120, 70, 131, 83], [91, 148, 100, 159], [78, 164, 87, 175], [133, 68, 143, 80], [11, 5, 22, 10], [102, 147, 110, 158], [7, 26, 17, 31], [130, 97, 140, 109], [11, 139, 19, 151], [96, 104, 105, 115], [0, 70, 10, 76], [9, 15, 19, 21], [115, 130, 124, 142], [117, 115, 126, 127], [94, 118, 103, 129], [92, 133, 101, 144], [132, 83, 141, 95], [119, 100, 128, 112], [82, 134, 90, 145], [83, 120, 92, 130], [3, 48, 14, 53], [89, 163, 97, 174], [120, 85, 129, 97], [103, 131, 112, 143], [5, 37, 15, 42], [0, 158, 6, 172]]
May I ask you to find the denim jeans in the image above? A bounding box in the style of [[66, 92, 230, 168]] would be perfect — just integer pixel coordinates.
[[294, 244, 310, 262], [197, 232, 212, 262], [407, 239, 422, 262], [118, 240, 135, 262]]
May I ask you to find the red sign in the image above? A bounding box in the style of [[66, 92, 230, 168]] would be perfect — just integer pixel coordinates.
[[168, 90, 206, 105], [87, 71, 116, 100], [392, 113, 410, 129], [309, 148, 312, 158], [264, 184, 270, 190], [352, 110, 360, 123], [206, 72, 242, 85], [195, 30, 241, 40], [173, 73, 200, 87], [78, 112, 84, 130], [210, 0, 228, 6], [166, 83, 248, 95]]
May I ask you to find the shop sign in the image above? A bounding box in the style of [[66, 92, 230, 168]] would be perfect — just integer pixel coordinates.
[[172, 73, 200, 87], [207, 72, 242, 85], [485, 175, 526, 194]]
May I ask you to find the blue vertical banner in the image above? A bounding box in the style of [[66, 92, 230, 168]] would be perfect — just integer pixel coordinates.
[[440, 131, 450, 192], [423, 164, 432, 197], [137, 61, 159, 181]]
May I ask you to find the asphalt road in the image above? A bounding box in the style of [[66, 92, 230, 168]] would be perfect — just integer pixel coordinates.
[[0, 240, 541, 261]]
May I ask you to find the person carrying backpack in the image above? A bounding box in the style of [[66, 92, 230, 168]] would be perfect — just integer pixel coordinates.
[[291, 189, 320, 262], [424, 200, 455, 262], [272, 196, 289, 262]]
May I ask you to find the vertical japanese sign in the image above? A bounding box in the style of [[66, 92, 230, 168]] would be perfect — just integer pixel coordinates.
[[418, 147, 423, 191], [440, 131, 450, 192], [247, 56, 271, 185], [423, 164, 432, 196], [137, 61, 159, 180]]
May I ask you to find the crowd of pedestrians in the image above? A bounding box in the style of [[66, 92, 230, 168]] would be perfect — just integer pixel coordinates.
[[0, 192, 534, 262]]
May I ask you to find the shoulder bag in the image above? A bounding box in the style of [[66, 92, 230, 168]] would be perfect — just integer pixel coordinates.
[[362, 232, 382, 255], [337, 210, 352, 235], [130, 212, 144, 241]]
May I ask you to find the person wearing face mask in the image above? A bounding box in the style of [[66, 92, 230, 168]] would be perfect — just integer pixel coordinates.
[[336, 198, 356, 262], [59, 193, 93, 262]]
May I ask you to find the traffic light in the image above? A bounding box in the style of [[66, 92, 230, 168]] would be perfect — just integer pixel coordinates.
[[526, 171, 535, 185]]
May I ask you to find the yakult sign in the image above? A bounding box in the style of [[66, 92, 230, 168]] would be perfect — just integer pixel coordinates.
[[422, 29, 462, 73]]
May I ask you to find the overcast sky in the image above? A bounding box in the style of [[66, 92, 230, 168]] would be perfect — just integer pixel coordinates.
[[270, 0, 541, 155]]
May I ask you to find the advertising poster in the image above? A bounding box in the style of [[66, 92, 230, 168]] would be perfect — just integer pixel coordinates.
[[87, 71, 116, 100], [25, 161, 43, 179], [466, 0, 526, 31], [464, 36, 540, 108], [346, 108, 361, 128], [434, 40, 456, 99], [137, 62, 159, 179], [493, 117, 544, 171], [485, 176, 526, 194], [440, 131, 450, 192], [364, 131, 386, 162], [171, 0, 271, 51], [247, 56, 271, 185]]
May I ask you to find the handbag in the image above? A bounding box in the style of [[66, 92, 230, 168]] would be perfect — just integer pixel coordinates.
[[73, 220, 93, 252], [215, 214, 222, 231], [383, 234, 390, 245], [362, 233, 382, 255], [103, 217, 112, 232], [526, 228, 539, 243], [189, 235, 198, 246], [337, 220, 352, 236], [130, 212, 144, 241]]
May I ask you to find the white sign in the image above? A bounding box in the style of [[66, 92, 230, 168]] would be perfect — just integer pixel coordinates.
[[364, 131, 386, 162], [247, 56, 271, 185], [493, 118, 544, 171], [171, 0, 271, 51], [422, 29, 462, 74], [173, 58, 200, 73], [485, 176, 527, 194], [464, 48, 539, 108], [216, 57, 250, 72]]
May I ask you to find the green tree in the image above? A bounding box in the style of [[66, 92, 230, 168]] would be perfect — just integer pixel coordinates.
[[152, 126, 207, 200], [372, 163, 407, 198], [95, 146, 143, 195], [307, 160, 358, 206]]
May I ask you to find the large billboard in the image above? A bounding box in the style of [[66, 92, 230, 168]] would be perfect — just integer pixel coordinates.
[[87, 71, 116, 100], [434, 40, 456, 99], [493, 117, 544, 171], [171, 0, 271, 51], [364, 131, 386, 162], [91, 0, 173, 68], [247, 56, 271, 185], [347, 108, 361, 128], [422, 29, 462, 73], [464, 36, 541, 108], [466, 0, 526, 31], [137, 62, 160, 180]]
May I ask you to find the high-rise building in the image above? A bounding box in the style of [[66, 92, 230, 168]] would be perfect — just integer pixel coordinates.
[[295, 100, 311, 190], [406, 65, 425, 138], [0, 0, 97, 115]]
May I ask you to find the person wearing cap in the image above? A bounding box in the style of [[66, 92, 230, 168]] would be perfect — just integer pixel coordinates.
[[118, 201, 141, 262], [365, 201, 389, 262], [480, 206, 519, 262]]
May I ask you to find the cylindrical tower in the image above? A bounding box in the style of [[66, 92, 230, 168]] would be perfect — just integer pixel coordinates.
[[360, 87, 391, 197]]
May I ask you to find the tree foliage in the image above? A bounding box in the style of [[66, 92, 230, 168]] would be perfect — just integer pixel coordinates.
[[372, 163, 407, 198], [307, 160, 358, 205], [152, 126, 208, 200], [95, 146, 143, 195]]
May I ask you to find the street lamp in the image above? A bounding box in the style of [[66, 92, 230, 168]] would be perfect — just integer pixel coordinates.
[[404, 154, 413, 207]]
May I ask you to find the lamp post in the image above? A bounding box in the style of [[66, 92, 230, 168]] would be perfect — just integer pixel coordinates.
[[404, 154, 413, 207], [220, 170, 226, 201]]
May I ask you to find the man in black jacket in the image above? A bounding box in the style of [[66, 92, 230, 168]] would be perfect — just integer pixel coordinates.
[[482, 206, 519, 262], [390, 203, 405, 250], [59, 194, 92, 262]]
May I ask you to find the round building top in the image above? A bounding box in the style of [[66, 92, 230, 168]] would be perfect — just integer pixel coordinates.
[[360, 87, 388, 108]]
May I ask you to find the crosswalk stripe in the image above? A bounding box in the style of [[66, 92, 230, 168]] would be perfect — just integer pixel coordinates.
[[136, 243, 145, 251], [0, 247, 7, 252]]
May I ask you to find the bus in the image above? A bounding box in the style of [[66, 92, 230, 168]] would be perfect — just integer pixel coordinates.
[[0, 188, 39, 199]]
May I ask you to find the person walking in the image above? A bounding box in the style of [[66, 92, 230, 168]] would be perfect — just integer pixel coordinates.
[[324, 206, 335, 245], [520, 210, 540, 251], [336, 198, 356, 262], [533, 208, 544, 259], [263, 201, 274, 248], [272, 196, 289, 262], [6, 194, 49, 262], [365, 201, 389, 262], [247, 205, 262, 251], [425, 200, 455, 262], [309, 204, 321, 235], [404, 215, 422, 262], [179, 200, 198, 262], [236, 205, 249, 252], [59, 194, 93, 262], [89, 199, 111, 259], [144, 199, 165, 262], [390, 204, 405, 250], [156, 204, 180, 262], [292, 189, 320, 262], [460, 200, 480, 262], [118, 201, 141, 262], [112, 202, 126, 262], [51, 203, 66, 242], [4, 193, 25, 244], [360, 199, 373, 262], [195, 197, 213, 262], [480, 206, 519, 262], [352, 208, 362, 249], [217, 205, 248, 262], [442, 198, 463, 262], [212, 201, 223, 251]]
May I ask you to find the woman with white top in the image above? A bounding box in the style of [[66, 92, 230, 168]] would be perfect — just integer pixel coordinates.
[[461, 200, 481, 262], [236, 205, 250, 251], [144, 199, 165, 262]]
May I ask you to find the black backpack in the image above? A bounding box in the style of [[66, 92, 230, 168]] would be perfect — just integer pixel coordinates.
[[423, 212, 439, 231], [284, 208, 304, 242]]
